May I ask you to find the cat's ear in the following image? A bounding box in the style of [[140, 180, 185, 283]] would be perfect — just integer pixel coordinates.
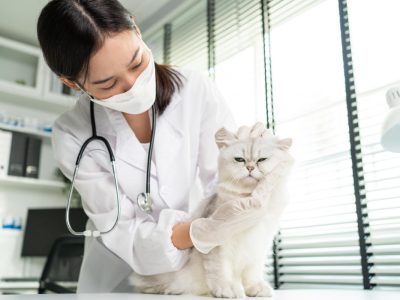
[[215, 127, 237, 149], [277, 138, 293, 150]]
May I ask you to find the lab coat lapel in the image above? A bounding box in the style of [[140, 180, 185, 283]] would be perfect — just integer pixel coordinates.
[[103, 92, 184, 181], [152, 93, 185, 208], [154, 93, 184, 182], [105, 108, 157, 177]]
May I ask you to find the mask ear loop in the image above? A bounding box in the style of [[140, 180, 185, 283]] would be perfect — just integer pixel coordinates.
[[75, 81, 96, 100]]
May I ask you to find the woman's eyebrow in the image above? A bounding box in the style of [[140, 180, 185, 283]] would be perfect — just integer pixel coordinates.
[[90, 47, 141, 85], [127, 46, 140, 66]]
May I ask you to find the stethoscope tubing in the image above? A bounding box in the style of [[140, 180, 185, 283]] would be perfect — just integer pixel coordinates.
[[65, 100, 156, 237]]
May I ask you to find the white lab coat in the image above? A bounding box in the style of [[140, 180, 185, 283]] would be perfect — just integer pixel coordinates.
[[51, 68, 236, 293]]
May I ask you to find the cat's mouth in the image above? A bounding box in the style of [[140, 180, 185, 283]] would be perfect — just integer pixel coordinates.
[[246, 174, 258, 181]]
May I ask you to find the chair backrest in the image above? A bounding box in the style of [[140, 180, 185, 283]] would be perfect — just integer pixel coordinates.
[[40, 235, 84, 283]]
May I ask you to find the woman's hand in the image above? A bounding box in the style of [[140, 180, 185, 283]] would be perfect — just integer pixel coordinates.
[[171, 222, 193, 250]]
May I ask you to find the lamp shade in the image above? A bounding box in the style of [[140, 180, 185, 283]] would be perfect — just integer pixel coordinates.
[[381, 87, 400, 152]]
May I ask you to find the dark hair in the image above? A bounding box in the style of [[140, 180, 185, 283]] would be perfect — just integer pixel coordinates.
[[37, 0, 183, 114]]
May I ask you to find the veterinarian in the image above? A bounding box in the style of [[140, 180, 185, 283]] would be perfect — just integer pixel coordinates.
[[37, 0, 270, 293]]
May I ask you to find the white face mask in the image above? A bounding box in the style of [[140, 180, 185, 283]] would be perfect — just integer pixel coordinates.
[[76, 49, 156, 114]]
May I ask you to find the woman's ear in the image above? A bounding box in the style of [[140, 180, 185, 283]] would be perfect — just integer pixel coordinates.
[[136, 26, 142, 39], [130, 15, 142, 38], [215, 127, 237, 149], [59, 76, 80, 91]]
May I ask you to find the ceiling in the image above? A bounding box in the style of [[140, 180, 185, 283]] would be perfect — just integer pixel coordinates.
[[0, 0, 192, 46]]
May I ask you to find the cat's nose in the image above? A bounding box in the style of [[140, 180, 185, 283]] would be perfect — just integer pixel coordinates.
[[247, 166, 255, 172]]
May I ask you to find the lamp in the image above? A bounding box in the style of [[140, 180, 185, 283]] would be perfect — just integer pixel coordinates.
[[381, 86, 400, 152]]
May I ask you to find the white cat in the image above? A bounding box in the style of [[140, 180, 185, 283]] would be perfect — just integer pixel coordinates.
[[130, 125, 294, 298]]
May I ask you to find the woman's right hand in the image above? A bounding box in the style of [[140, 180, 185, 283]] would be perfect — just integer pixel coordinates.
[[189, 196, 267, 254], [171, 222, 193, 250]]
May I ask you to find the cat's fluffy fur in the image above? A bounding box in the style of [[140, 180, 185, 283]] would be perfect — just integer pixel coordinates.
[[129, 126, 294, 298]]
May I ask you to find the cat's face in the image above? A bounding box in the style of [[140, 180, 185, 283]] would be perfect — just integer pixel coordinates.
[[215, 127, 293, 189]]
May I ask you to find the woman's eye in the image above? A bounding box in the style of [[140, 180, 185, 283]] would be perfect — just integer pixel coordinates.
[[102, 81, 117, 90], [234, 157, 246, 163], [257, 158, 268, 163], [131, 60, 142, 71]]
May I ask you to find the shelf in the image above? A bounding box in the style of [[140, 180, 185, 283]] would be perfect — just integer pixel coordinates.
[[0, 123, 52, 139], [42, 91, 77, 108], [0, 229, 22, 236], [0, 35, 77, 113], [0, 86, 73, 114], [0, 281, 39, 291], [0, 176, 66, 190]]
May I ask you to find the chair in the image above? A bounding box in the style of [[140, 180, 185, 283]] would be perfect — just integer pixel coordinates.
[[38, 235, 84, 294]]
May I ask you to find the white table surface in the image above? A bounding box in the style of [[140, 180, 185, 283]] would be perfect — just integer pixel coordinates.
[[0, 282, 39, 289], [0, 290, 399, 300]]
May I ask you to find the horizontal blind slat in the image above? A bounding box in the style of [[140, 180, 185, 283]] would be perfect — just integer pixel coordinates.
[[279, 275, 362, 284], [279, 256, 361, 265], [280, 246, 360, 257], [280, 265, 362, 274]]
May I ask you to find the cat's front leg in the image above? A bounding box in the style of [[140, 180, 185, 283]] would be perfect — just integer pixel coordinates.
[[252, 159, 294, 206], [244, 280, 273, 298], [202, 248, 246, 298], [242, 264, 273, 297]]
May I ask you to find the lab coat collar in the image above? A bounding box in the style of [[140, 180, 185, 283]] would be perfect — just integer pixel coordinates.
[[101, 92, 184, 179]]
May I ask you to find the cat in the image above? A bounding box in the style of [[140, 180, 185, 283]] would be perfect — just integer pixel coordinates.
[[130, 124, 294, 298]]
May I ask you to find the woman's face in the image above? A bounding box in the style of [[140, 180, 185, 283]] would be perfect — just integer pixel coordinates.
[[77, 29, 150, 100]]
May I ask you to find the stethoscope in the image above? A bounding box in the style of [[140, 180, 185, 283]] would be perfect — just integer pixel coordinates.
[[66, 99, 157, 237]]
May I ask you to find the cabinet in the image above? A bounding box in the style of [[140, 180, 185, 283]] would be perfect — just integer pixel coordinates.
[[0, 34, 78, 188], [0, 35, 78, 111], [0, 36, 43, 101], [0, 35, 70, 280], [42, 65, 81, 109]]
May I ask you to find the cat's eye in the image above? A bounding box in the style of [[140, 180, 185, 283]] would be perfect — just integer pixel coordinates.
[[234, 157, 246, 163], [257, 157, 268, 163]]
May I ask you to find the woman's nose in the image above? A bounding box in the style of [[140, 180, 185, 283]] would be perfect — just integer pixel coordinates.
[[121, 74, 138, 93]]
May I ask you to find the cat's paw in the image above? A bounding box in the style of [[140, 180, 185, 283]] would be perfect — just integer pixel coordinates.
[[244, 281, 274, 297], [273, 158, 295, 177], [252, 177, 274, 200], [210, 282, 246, 298]]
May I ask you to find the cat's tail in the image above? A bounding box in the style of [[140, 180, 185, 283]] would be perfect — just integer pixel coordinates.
[[130, 250, 209, 296]]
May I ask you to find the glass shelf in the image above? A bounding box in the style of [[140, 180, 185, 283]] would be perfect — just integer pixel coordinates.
[[0, 176, 65, 190], [0, 123, 52, 139]]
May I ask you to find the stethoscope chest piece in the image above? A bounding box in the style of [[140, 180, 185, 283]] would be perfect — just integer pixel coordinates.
[[137, 192, 153, 213]]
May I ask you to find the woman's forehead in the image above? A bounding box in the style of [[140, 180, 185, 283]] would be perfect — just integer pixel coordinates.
[[87, 30, 141, 81]]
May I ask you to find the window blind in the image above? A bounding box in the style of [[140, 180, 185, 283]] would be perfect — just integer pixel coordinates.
[[140, 0, 400, 290], [266, 0, 363, 288], [214, 0, 263, 65], [169, 0, 208, 73], [347, 0, 400, 289], [267, 0, 325, 28], [145, 30, 164, 64], [213, 0, 267, 125]]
